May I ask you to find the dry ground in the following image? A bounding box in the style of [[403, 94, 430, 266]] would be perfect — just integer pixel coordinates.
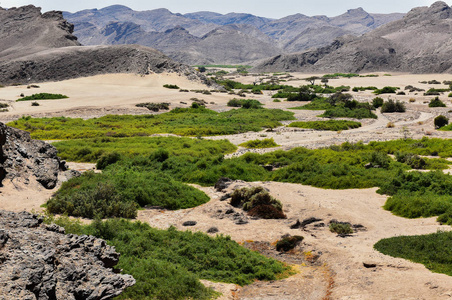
[[2, 72, 452, 299]]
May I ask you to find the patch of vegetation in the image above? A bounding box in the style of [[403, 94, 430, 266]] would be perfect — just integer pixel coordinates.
[[374, 231, 452, 277], [352, 86, 377, 92], [17, 93, 68, 101], [322, 73, 359, 79], [136, 102, 170, 112], [227, 99, 263, 109], [239, 138, 279, 149], [8, 108, 295, 139], [163, 84, 180, 89], [424, 88, 450, 96], [372, 97, 384, 108], [428, 97, 446, 108], [288, 120, 361, 131], [276, 235, 304, 252], [0, 103, 9, 109], [288, 97, 332, 110], [31, 102, 40, 106], [435, 115, 449, 129], [373, 86, 399, 95], [380, 99, 406, 113], [194, 64, 252, 69], [46, 216, 289, 299], [329, 222, 353, 235], [230, 186, 286, 219]]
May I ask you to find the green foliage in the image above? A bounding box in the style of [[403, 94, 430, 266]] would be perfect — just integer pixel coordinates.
[[435, 115, 449, 129], [424, 88, 450, 96], [289, 97, 332, 110], [136, 102, 170, 112], [227, 99, 263, 109], [0, 103, 9, 108], [276, 235, 304, 252], [380, 99, 406, 113], [53, 136, 236, 163], [239, 138, 279, 148], [448, 92, 452, 97], [322, 73, 359, 79], [374, 231, 452, 277], [373, 86, 398, 95], [195, 64, 252, 69], [47, 168, 210, 218], [288, 120, 361, 131], [321, 105, 377, 119], [8, 108, 295, 139], [372, 97, 384, 108], [394, 152, 426, 169], [329, 222, 353, 235], [230, 186, 285, 219], [17, 93, 68, 101], [352, 86, 377, 92], [163, 84, 179, 89], [429, 97, 446, 107]]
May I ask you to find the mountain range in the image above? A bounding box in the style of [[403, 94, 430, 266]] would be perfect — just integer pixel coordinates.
[[254, 1, 452, 73], [63, 5, 404, 65]]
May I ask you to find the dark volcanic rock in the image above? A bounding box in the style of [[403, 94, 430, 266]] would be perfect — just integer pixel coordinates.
[[0, 122, 62, 189], [0, 210, 135, 299]]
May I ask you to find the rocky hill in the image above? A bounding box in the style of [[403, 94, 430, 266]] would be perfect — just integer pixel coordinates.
[[64, 5, 404, 65], [0, 210, 135, 299], [0, 5, 209, 85], [254, 1, 452, 73]]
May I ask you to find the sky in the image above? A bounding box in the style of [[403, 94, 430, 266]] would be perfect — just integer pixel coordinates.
[[1, 0, 451, 18]]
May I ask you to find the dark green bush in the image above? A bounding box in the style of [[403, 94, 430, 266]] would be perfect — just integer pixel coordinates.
[[372, 97, 384, 108], [288, 120, 361, 131], [329, 222, 353, 235], [163, 84, 179, 89], [429, 97, 446, 107], [435, 115, 449, 129], [136, 102, 170, 111], [17, 93, 68, 101], [227, 99, 263, 109], [374, 86, 398, 95], [380, 99, 406, 113], [239, 138, 279, 148], [276, 235, 304, 252], [96, 151, 122, 169], [230, 186, 285, 219]]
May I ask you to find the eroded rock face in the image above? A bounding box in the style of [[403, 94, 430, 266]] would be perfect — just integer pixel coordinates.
[[0, 122, 62, 189], [0, 210, 135, 300]]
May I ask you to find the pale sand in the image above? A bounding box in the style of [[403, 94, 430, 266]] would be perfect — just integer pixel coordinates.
[[2, 72, 452, 299]]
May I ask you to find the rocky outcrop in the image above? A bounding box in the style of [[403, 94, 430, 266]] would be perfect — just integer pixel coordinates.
[[254, 1, 452, 73], [0, 210, 135, 299], [0, 123, 63, 189]]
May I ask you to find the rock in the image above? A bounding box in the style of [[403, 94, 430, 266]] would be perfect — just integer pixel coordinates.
[[0, 210, 135, 299], [182, 221, 197, 226], [291, 217, 323, 229], [207, 227, 219, 234], [214, 177, 233, 192], [363, 262, 377, 268], [220, 193, 231, 201], [0, 122, 62, 189]]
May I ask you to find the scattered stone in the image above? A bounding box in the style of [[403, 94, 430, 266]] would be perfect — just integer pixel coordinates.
[[182, 221, 197, 226], [207, 227, 219, 234], [363, 262, 377, 268]]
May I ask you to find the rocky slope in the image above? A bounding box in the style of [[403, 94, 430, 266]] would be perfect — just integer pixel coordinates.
[[64, 5, 404, 64], [0, 210, 135, 299], [254, 1, 452, 73], [0, 122, 63, 189], [0, 5, 210, 85]]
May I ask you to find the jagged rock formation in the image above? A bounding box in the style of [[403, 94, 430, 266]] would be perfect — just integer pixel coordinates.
[[0, 210, 135, 299], [0, 5, 210, 85], [63, 5, 404, 64], [0, 123, 63, 189], [254, 1, 452, 73]]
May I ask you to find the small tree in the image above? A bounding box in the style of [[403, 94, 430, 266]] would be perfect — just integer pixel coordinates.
[[434, 115, 449, 129], [321, 78, 329, 87], [305, 76, 320, 85]]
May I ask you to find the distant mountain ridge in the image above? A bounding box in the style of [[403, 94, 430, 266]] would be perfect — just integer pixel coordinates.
[[254, 1, 452, 73], [64, 5, 404, 65]]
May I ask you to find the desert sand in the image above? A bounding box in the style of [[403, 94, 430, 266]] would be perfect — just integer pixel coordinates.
[[2, 72, 452, 299]]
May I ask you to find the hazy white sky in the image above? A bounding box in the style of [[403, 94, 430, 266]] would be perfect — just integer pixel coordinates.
[[1, 0, 451, 18]]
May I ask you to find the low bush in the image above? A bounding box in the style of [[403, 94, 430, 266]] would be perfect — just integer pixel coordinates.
[[394, 152, 426, 169], [374, 231, 452, 277], [429, 97, 446, 107], [352, 86, 377, 92], [380, 99, 406, 113], [435, 115, 449, 129], [276, 235, 304, 252], [329, 222, 353, 235], [0, 103, 9, 109], [239, 138, 279, 148], [372, 97, 384, 108], [230, 186, 285, 219], [227, 99, 263, 109], [136, 102, 170, 112], [374, 86, 398, 95], [163, 84, 179, 89], [17, 93, 68, 101], [321, 106, 377, 119], [288, 120, 361, 131]]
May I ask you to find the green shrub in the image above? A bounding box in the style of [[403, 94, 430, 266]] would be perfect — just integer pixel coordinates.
[[374, 231, 452, 277], [163, 84, 180, 89], [31, 102, 40, 106], [372, 97, 384, 108], [17, 93, 68, 101], [394, 152, 426, 169], [429, 97, 446, 107], [329, 222, 353, 235], [448, 92, 452, 97], [230, 186, 285, 219], [0, 103, 9, 109], [321, 106, 377, 119], [227, 99, 263, 109], [96, 151, 122, 169], [353, 86, 377, 92], [374, 86, 398, 95], [276, 235, 304, 252], [239, 138, 279, 148], [288, 120, 361, 131], [380, 99, 406, 113], [136, 102, 170, 111], [435, 115, 449, 129]]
